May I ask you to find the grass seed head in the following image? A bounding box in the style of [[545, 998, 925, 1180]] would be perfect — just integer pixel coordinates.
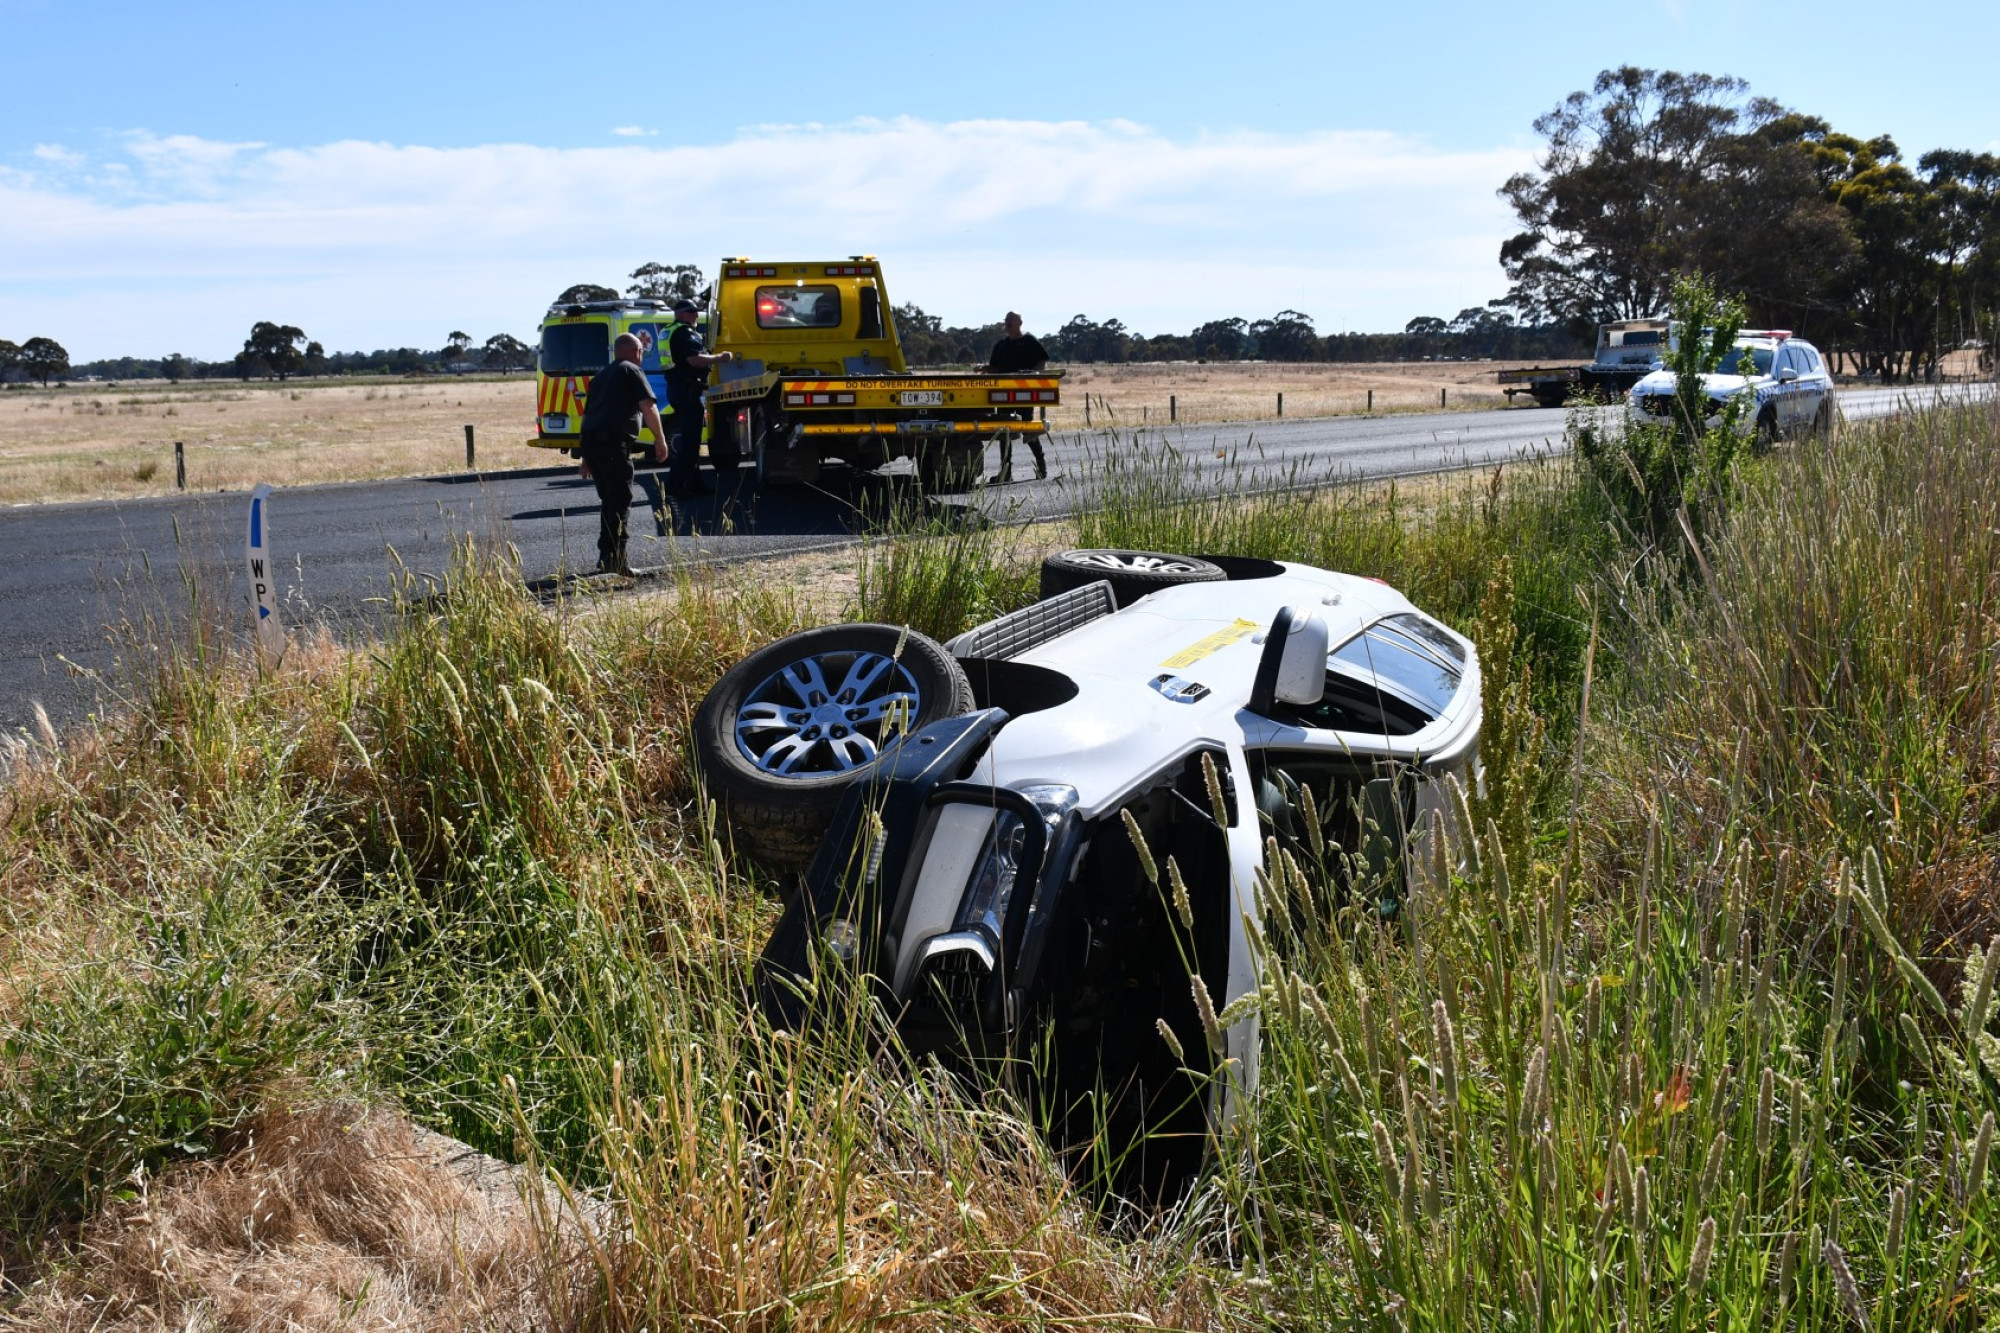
[[1189, 974, 1223, 1057], [1700, 1132, 1730, 1199], [1519, 1045, 1547, 1140], [1887, 1183, 1907, 1263], [1755, 1068, 1775, 1159], [1687, 1215, 1717, 1297], [1433, 999, 1460, 1107], [1898, 1013, 1934, 1071], [1970, 1110, 1995, 1199], [1823, 1238, 1869, 1328], [1120, 808, 1158, 886], [1167, 857, 1194, 932]]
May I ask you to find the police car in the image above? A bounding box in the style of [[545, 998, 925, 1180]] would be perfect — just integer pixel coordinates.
[[694, 550, 1482, 1195], [1626, 330, 1836, 445]]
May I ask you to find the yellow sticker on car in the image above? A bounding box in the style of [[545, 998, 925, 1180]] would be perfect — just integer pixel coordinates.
[[1161, 619, 1260, 669]]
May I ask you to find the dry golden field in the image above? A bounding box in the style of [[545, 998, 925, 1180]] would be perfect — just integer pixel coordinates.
[[0, 357, 1672, 507], [0, 375, 539, 508]]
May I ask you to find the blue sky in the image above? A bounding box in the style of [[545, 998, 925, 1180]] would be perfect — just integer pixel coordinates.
[[3, 0, 1994, 361]]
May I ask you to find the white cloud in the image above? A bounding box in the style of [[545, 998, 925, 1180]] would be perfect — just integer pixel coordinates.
[[0, 119, 1530, 360], [610, 126, 655, 138]]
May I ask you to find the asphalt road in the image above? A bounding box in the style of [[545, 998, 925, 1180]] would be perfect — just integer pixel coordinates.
[[1, 383, 1988, 737]]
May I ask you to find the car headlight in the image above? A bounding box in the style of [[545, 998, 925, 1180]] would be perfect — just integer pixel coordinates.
[[954, 783, 1077, 945]]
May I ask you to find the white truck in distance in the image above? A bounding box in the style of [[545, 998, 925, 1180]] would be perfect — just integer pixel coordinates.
[[1499, 318, 1672, 408]]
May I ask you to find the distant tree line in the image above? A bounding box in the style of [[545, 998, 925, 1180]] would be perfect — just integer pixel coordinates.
[[556, 265, 1590, 368], [17, 326, 537, 384], [1500, 66, 2000, 381], [892, 304, 1586, 366]]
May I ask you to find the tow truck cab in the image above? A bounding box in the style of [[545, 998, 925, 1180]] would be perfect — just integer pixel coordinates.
[[704, 256, 1061, 490], [709, 257, 909, 376]]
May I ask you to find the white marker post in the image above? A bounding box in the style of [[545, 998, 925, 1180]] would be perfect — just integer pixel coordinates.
[[245, 483, 285, 671]]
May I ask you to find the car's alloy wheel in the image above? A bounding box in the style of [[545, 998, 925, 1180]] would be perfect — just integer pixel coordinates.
[[1038, 549, 1226, 607], [1752, 408, 1779, 454], [694, 624, 974, 879]]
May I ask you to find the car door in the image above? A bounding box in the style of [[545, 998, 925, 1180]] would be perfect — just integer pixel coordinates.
[[1797, 343, 1830, 425], [1772, 345, 1805, 431]]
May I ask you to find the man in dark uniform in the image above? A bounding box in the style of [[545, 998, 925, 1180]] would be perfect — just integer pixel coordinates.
[[661, 295, 734, 496], [577, 331, 668, 576], [981, 311, 1050, 481]]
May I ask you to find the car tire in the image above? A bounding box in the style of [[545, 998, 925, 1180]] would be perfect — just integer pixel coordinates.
[[1811, 396, 1837, 439], [1038, 549, 1226, 607], [694, 624, 975, 878], [1752, 407, 1778, 454]]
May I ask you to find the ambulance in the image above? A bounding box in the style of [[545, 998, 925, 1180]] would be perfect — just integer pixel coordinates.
[[527, 297, 675, 455]]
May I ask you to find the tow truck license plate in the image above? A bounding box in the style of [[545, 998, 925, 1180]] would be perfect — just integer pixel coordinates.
[[899, 390, 944, 407]]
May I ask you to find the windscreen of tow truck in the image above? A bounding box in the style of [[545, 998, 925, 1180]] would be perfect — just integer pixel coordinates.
[[540, 323, 610, 374], [755, 286, 842, 329]]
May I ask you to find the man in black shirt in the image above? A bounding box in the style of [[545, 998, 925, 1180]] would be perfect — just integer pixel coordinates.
[[577, 332, 668, 576], [981, 311, 1050, 481], [661, 296, 734, 496]]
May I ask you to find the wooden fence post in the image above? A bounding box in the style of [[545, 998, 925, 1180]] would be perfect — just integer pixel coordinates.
[[1170, 394, 1177, 423], [1277, 392, 1284, 418], [464, 424, 476, 469]]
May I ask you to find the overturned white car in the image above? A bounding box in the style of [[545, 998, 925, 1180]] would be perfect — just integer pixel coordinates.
[[695, 550, 1482, 1195]]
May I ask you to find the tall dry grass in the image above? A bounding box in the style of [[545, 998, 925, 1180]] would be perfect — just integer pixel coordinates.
[[4, 397, 2000, 1326]]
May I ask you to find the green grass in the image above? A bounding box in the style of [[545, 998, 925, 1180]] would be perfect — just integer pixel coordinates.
[[6, 398, 2000, 1325]]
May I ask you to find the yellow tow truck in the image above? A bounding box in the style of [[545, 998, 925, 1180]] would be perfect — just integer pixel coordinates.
[[529, 256, 1060, 490], [704, 257, 1061, 489]]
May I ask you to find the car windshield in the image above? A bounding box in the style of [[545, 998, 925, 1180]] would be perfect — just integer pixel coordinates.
[[1325, 614, 1465, 716], [540, 323, 609, 375], [755, 285, 843, 329], [1717, 345, 1776, 377]]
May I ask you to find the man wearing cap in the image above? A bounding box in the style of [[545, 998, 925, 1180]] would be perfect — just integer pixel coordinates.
[[662, 296, 734, 496], [576, 331, 668, 576], [980, 311, 1050, 481]]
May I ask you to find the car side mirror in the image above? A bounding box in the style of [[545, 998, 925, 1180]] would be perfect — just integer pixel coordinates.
[[1251, 606, 1328, 713], [1777, 367, 1799, 383]]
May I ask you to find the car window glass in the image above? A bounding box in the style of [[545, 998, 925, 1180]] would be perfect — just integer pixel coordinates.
[[540, 323, 609, 374], [1718, 346, 1776, 377], [755, 285, 843, 330], [1328, 616, 1464, 717]]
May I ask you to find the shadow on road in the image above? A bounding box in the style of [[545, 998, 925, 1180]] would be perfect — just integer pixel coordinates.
[[503, 463, 988, 542]]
